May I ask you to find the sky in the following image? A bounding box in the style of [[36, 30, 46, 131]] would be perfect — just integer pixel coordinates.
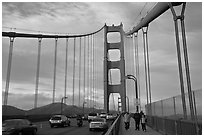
[[2, 2, 202, 113]]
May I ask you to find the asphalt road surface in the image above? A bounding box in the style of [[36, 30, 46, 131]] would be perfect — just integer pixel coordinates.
[[34, 119, 112, 135]]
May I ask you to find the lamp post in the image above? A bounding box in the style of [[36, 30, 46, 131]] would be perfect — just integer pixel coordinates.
[[61, 96, 68, 115], [126, 75, 139, 112], [126, 96, 129, 113], [83, 102, 87, 115]]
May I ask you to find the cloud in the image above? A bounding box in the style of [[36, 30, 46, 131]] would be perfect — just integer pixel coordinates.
[[2, 2, 202, 111]]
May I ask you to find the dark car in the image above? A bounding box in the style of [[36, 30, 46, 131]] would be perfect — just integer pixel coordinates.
[[49, 115, 70, 128], [2, 119, 37, 135]]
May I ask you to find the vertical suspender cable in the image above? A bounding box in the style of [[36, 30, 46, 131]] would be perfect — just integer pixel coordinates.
[[92, 35, 95, 109], [78, 37, 82, 106], [145, 27, 152, 115], [132, 34, 137, 110], [168, 3, 187, 119], [72, 38, 76, 106], [134, 33, 141, 111], [90, 35, 92, 108], [83, 37, 86, 103], [4, 36, 15, 106], [52, 37, 58, 103], [34, 37, 42, 108], [142, 29, 149, 105], [87, 36, 90, 107], [180, 3, 195, 121], [64, 38, 68, 104]]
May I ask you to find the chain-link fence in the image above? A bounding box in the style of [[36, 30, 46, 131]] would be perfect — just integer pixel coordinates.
[[145, 90, 202, 134], [146, 90, 202, 122]]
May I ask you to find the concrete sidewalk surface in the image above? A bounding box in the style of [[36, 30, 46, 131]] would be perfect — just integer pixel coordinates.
[[120, 118, 162, 135]]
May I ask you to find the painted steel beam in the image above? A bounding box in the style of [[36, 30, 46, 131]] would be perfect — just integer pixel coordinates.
[[126, 2, 183, 35]]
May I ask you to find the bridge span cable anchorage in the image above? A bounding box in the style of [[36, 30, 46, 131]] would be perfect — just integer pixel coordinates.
[[2, 25, 105, 38]]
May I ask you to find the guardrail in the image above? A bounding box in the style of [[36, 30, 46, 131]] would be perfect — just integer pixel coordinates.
[[147, 115, 202, 135], [105, 114, 121, 135]]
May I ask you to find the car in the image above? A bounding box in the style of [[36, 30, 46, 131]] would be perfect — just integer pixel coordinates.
[[106, 114, 115, 120], [88, 113, 98, 122], [49, 115, 70, 128], [2, 119, 37, 135], [89, 118, 108, 131], [100, 112, 107, 119]]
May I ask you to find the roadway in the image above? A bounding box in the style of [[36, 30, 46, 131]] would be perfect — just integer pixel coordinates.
[[34, 119, 112, 135]]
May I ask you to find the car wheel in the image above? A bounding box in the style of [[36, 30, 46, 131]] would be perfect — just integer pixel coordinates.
[[50, 125, 54, 128]]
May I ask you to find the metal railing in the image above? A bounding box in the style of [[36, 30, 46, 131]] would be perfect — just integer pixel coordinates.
[[105, 114, 121, 135], [145, 90, 202, 135], [146, 115, 202, 135]]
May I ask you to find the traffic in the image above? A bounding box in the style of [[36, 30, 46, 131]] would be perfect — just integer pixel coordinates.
[[2, 112, 117, 135]]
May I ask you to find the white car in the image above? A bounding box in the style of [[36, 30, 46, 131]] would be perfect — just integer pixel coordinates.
[[89, 118, 108, 131], [100, 112, 107, 119], [106, 114, 115, 120], [88, 113, 98, 122]]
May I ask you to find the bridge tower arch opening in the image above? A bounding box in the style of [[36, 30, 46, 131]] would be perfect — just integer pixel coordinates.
[[104, 23, 126, 113]]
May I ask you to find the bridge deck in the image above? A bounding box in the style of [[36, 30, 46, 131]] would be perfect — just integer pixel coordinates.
[[119, 118, 162, 135]]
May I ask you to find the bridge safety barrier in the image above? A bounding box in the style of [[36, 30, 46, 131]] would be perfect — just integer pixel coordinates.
[[105, 114, 121, 135], [145, 90, 202, 135], [146, 115, 202, 135]]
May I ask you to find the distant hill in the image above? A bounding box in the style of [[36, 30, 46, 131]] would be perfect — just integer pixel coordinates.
[[27, 103, 65, 115], [2, 103, 118, 116], [27, 103, 102, 116], [2, 105, 26, 116]]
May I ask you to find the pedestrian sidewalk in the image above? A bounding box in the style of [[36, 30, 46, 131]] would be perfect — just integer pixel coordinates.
[[119, 118, 162, 135]]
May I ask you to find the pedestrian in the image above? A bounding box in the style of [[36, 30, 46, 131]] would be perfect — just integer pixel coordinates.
[[123, 112, 130, 130], [134, 112, 141, 130], [140, 110, 144, 116], [141, 114, 147, 131]]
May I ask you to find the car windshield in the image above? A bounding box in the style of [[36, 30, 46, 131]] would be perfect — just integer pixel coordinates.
[[89, 113, 97, 116], [51, 116, 61, 120], [92, 118, 105, 122]]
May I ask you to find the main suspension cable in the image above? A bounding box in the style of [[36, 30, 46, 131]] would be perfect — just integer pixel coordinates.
[[2, 25, 105, 39]]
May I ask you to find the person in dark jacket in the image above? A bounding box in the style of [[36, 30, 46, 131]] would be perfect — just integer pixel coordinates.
[[134, 112, 141, 130]]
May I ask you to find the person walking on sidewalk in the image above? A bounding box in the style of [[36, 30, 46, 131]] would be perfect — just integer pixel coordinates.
[[141, 114, 147, 131], [134, 112, 141, 130], [123, 112, 130, 130]]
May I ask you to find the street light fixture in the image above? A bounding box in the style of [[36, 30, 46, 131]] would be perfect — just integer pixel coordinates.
[[125, 74, 139, 112], [61, 96, 68, 115]]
